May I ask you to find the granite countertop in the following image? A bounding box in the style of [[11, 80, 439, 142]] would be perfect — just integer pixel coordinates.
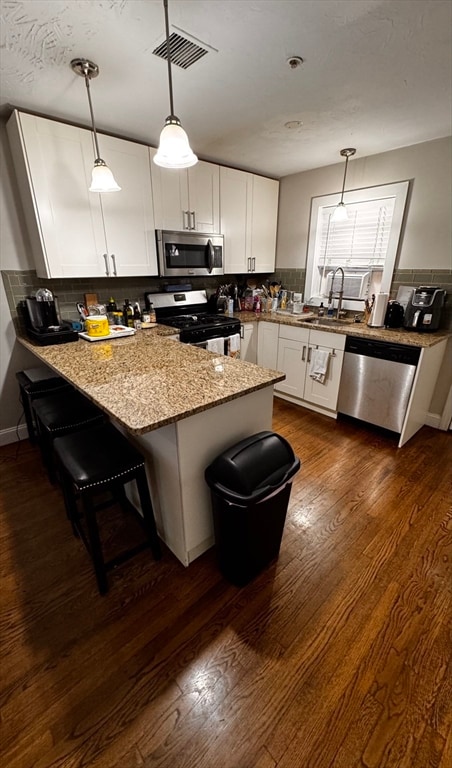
[[235, 311, 451, 348], [18, 326, 285, 435]]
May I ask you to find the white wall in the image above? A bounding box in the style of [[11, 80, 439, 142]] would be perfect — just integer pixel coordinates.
[[0, 120, 39, 442], [276, 136, 452, 271]]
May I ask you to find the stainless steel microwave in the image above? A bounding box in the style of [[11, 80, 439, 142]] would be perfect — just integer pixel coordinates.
[[156, 230, 224, 278]]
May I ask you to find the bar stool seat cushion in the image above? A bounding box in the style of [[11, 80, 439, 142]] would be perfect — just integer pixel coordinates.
[[33, 390, 105, 436], [53, 422, 161, 593], [54, 422, 146, 491]]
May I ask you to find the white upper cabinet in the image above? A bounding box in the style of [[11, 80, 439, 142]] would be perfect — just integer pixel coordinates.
[[94, 133, 157, 277], [6, 111, 158, 278], [220, 166, 251, 274], [250, 174, 279, 273], [220, 166, 279, 274], [151, 152, 220, 233]]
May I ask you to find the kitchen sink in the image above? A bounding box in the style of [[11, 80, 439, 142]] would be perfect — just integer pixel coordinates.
[[297, 317, 358, 327]]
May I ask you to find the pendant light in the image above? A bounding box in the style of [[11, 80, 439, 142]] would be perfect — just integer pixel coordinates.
[[71, 58, 121, 192], [153, 0, 198, 168], [331, 148, 356, 222]]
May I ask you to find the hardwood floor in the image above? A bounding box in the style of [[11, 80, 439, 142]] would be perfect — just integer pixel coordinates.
[[1, 399, 451, 768]]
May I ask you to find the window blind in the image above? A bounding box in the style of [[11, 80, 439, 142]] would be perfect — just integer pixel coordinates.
[[318, 197, 396, 269]]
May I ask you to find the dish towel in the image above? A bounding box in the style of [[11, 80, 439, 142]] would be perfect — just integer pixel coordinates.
[[309, 349, 330, 384], [206, 337, 226, 355], [228, 333, 241, 358]]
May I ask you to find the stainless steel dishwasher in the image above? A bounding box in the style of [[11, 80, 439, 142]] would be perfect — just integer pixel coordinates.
[[337, 336, 421, 433]]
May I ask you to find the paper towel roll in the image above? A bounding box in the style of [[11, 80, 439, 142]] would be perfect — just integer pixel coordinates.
[[368, 293, 388, 327]]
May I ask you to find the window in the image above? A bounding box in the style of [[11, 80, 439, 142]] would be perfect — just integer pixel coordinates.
[[305, 181, 409, 308]]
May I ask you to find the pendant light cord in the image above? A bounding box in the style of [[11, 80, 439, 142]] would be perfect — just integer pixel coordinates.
[[164, 0, 175, 117], [83, 65, 101, 159], [339, 154, 349, 205]]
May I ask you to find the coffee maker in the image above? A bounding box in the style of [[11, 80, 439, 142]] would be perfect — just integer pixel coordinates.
[[403, 286, 446, 332], [22, 288, 78, 345]]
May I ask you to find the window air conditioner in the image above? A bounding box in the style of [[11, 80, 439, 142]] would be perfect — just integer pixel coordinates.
[[326, 271, 370, 299]]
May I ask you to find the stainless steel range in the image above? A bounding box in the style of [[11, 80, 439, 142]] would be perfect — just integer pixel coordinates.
[[144, 290, 241, 355]]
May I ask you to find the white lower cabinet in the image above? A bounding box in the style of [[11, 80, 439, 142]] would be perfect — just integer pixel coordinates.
[[274, 326, 310, 399], [257, 321, 279, 369], [266, 323, 345, 416], [240, 322, 257, 363], [302, 330, 345, 412]]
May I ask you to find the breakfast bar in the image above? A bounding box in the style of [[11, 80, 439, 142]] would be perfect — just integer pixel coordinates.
[[18, 329, 285, 565]]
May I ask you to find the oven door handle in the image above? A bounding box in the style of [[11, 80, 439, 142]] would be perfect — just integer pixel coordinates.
[[206, 239, 215, 274]]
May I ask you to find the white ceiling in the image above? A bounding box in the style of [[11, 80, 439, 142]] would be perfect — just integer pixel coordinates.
[[1, 0, 451, 178]]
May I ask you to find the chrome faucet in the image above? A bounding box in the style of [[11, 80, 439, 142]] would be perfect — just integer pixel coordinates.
[[328, 267, 345, 318]]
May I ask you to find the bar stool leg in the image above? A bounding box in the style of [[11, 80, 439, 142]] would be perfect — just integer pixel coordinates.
[[35, 415, 57, 483], [19, 383, 36, 442], [83, 495, 108, 595], [135, 467, 161, 560], [59, 469, 80, 538]]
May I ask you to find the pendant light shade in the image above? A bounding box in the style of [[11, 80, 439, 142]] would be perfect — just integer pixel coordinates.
[[331, 148, 356, 222], [153, 0, 198, 169], [154, 116, 198, 168], [71, 58, 121, 192], [90, 159, 121, 193]]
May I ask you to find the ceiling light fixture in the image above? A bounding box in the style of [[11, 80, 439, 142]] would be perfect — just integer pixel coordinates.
[[331, 148, 356, 222], [286, 56, 304, 70], [71, 57, 121, 193], [153, 0, 198, 168]]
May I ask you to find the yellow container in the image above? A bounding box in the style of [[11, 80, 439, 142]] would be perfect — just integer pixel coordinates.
[[85, 315, 109, 337]]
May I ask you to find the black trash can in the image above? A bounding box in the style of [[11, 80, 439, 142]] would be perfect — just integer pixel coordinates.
[[205, 431, 300, 586]]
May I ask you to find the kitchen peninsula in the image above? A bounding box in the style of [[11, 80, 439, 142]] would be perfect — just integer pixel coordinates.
[[18, 328, 285, 566]]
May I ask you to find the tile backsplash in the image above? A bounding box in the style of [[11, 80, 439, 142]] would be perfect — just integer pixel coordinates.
[[3, 267, 452, 330], [2, 271, 224, 329]]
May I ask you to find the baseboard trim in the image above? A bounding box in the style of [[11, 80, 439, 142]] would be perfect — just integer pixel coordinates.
[[424, 412, 442, 429], [274, 392, 338, 419], [0, 424, 28, 447]]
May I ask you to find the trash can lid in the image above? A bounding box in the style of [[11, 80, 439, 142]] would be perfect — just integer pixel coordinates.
[[205, 431, 300, 504]]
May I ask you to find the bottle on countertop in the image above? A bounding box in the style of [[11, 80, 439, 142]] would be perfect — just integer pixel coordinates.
[[123, 299, 134, 328], [327, 301, 334, 317], [318, 302, 325, 317], [233, 285, 240, 312], [254, 295, 261, 314], [148, 302, 156, 323], [133, 302, 142, 330], [106, 297, 117, 325]]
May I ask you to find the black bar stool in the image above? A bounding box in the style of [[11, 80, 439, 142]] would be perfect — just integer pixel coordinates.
[[53, 422, 162, 594], [16, 368, 73, 443], [32, 390, 106, 482]]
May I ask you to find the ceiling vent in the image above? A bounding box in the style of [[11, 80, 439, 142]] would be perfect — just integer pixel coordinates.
[[153, 32, 209, 70]]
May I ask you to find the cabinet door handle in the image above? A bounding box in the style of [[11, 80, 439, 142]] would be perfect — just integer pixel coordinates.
[[302, 345, 306, 361], [183, 210, 190, 229], [252, 257, 256, 272], [240, 324, 244, 339], [191, 211, 196, 230], [110, 254, 117, 276], [307, 346, 312, 363], [103, 253, 109, 276], [247, 257, 251, 272]]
